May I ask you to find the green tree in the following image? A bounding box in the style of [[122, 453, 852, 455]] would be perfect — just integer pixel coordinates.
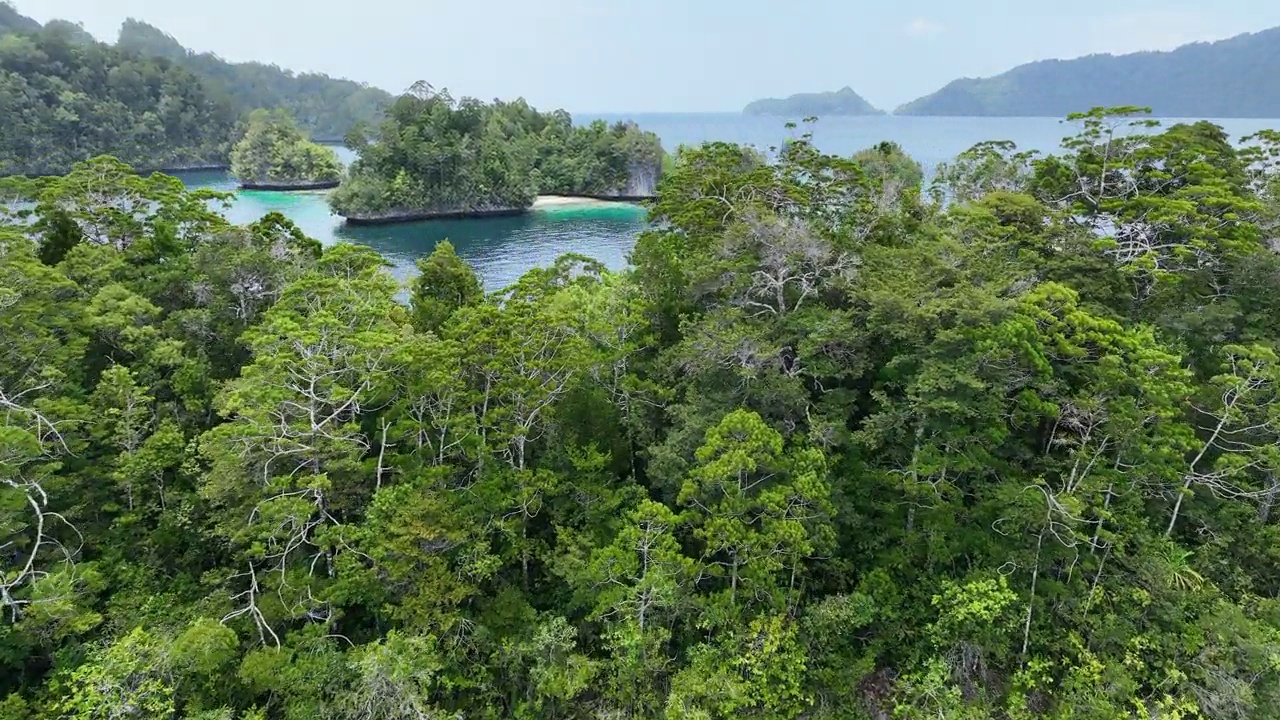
[[230, 109, 342, 187], [680, 409, 834, 624], [330, 84, 662, 219], [853, 140, 924, 204], [201, 245, 410, 640], [9, 110, 1280, 720], [55, 627, 176, 719], [409, 240, 483, 334]]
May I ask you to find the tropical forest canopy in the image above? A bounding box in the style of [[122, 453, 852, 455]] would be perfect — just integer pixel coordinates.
[[897, 26, 1280, 117], [331, 83, 665, 219], [230, 109, 342, 187], [743, 87, 884, 116], [5, 107, 1280, 718], [0, 4, 389, 175]]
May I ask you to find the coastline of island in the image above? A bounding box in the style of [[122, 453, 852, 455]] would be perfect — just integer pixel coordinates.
[[230, 109, 344, 193], [330, 84, 664, 226], [240, 180, 341, 192], [1, 161, 232, 180], [744, 87, 883, 117], [533, 195, 648, 208], [341, 205, 529, 226], [342, 195, 647, 225]]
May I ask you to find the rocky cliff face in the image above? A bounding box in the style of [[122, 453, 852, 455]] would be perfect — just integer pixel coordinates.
[[240, 178, 340, 191], [597, 156, 661, 200], [340, 202, 529, 225]]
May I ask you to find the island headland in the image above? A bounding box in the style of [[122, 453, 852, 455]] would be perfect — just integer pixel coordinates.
[[330, 83, 665, 224], [230, 109, 343, 192], [744, 87, 884, 117]]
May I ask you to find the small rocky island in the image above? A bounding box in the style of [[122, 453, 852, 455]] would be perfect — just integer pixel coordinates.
[[744, 87, 884, 116], [329, 82, 665, 224], [230, 109, 343, 191]]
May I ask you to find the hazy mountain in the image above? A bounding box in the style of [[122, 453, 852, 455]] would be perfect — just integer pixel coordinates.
[[2, 6, 390, 142], [116, 20, 392, 140], [0, 8, 393, 174], [744, 87, 883, 117], [41, 19, 97, 45], [0, 2, 39, 34], [0, 20, 235, 175], [897, 27, 1280, 117]]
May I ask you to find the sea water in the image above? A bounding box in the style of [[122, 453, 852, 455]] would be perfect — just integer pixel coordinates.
[[177, 114, 1280, 291]]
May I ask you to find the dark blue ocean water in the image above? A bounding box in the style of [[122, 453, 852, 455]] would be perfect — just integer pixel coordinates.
[[179, 114, 1280, 290]]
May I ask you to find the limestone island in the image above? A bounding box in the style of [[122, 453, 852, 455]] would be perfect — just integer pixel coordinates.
[[743, 87, 884, 117], [329, 82, 664, 225], [230, 109, 343, 191]]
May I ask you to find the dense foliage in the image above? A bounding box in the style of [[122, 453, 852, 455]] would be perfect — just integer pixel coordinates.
[[534, 117, 666, 198], [897, 26, 1280, 117], [116, 20, 391, 141], [744, 86, 884, 116], [331, 83, 665, 219], [230, 110, 342, 187], [0, 4, 388, 176], [7, 108, 1280, 718], [0, 20, 236, 175], [852, 140, 924, 201]]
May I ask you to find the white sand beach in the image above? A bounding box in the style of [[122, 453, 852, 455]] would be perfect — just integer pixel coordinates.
[[532, 195, 629, 211]]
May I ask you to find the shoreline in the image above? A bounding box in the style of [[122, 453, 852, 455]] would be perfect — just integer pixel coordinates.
[[342, 206, 529, 226], [154, 163, 231, 173], [240, 179, 340, 191], [531, 195, 649, 209], [341, 195, 647, 226], [1, 162, 230, 179]]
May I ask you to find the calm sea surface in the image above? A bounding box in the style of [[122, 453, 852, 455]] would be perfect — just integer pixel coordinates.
[[178, 114, 1280, 290]]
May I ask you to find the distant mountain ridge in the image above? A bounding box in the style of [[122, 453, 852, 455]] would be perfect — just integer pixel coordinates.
[[897, 27, 1280, 117], [0, 2, 38, 34], [744, 87, 883, 116], [117, 20, 392, 140]]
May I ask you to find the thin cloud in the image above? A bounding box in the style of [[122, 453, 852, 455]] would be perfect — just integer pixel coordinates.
[[1079, 10, 1257, 56], [904, 17, 944, 38]]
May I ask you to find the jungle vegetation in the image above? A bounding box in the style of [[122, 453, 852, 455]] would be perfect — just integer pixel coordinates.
[[330, 83, 665, 219], [115, 19, 391, 142], [0, 19, 235, 175], [0, 4, 388, 175], [3, 108, 1280, 718], [229, 110, 342, 188]]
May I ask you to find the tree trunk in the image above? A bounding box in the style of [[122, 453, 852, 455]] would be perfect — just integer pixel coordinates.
[[730, 554, 739, 608], [1260, 473, 1279, 524]]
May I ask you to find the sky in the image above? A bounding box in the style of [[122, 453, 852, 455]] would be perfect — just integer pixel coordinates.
[[15, 0, 1280, 113]]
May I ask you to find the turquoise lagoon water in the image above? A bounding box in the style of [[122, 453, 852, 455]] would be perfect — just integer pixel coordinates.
[[178, 166, 646, 292], [179, 114, 1280, 290]]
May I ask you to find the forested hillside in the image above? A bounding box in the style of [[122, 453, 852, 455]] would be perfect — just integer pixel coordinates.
[[116, 20, 391, 141], [0, 3, 389, 174], [0, 2, 37, 34], [898, 27, 1280, 117], [5, 109, 1280, 718], [0, 21, 236, 175]]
